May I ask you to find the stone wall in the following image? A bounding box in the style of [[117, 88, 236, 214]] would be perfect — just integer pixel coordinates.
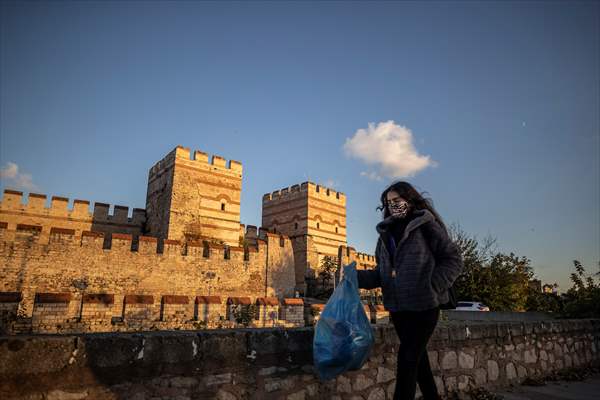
[[0, 319, 598, 400], [0, 224, 296, 325], [146, 146, 243, 246], [0, 190, 145, 244], [262, 182, 350, 277]]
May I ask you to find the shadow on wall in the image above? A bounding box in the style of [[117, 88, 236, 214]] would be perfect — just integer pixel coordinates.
[[0, 329, 316, 399]]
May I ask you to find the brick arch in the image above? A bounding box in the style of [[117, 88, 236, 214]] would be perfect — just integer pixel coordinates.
[[216, 194, 232, 203]]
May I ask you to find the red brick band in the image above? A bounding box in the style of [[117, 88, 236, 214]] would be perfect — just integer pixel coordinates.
[[50, 227, 75, 235], [82, 231, 104, 237], [283, 298, 304, 306], [0, 292, 22, 303], [83, 294, 115, 304], [227, 297, 251, 305], [35, 293, 72, 303], [195, 296, 222, 304], [256, 297, 279, 306], [16, 224, 42, 232], [162, 295, 189, 304], [124, 295, 153, 304]]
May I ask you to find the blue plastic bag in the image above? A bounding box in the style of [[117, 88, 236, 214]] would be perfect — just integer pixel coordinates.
[[313, 261, 374, 380]]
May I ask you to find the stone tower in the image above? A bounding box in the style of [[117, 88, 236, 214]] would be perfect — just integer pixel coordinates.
[[145, 146, 243, 246], [261, 182, 347, 292]]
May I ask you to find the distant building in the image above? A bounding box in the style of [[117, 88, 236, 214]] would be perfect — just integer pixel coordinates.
[[543, 283, 560, 295]]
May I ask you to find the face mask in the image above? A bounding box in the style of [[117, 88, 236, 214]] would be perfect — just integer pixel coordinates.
[[388, 200, 410, 219]]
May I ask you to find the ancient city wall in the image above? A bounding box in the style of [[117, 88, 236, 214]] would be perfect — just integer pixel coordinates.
[[262, 182, 347, 260], [146, 146, 243, 246], [1, 319, 598, 400], [0, 190, 145, 243], [0, 224, 296, 328]]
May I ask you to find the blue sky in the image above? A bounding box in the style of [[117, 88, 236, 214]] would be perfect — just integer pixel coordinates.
[[1, 1, 598, 291]]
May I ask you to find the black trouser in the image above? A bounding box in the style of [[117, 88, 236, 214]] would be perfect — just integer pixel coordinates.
[[390, 307, 440, 400]]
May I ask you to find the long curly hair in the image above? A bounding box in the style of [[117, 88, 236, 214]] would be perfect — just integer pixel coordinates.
[[377, 181, 448, 233]]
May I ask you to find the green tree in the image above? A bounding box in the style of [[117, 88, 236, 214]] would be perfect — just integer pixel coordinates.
[[318, 256, 337, 288], [233, 304, 258, 327], [448, 224, 534, 311], [561, 260, 600, 318]]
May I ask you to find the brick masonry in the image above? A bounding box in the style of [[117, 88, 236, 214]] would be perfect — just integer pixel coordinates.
[[0, 145, 375, 333]]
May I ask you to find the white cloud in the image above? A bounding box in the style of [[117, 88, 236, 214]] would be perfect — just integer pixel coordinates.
[[360, 171, 383, 181], [343, 120, 437, 180], [0, 162, 39, 191]]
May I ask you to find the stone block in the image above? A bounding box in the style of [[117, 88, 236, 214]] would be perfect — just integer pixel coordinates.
[[524, 349, 537, 364], [506, 363, 517, 380], [367, 387, 385, 400], [353, 374, 374, 391], [376, 366, 395, 383], [336, 375, 352, 393], [441, 351, 457, 370], [458, 351, 474, 369], [473, 368, 487, 385]]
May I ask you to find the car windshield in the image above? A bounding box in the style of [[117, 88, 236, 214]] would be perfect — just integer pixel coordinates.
[[457, 302, 472, 307]]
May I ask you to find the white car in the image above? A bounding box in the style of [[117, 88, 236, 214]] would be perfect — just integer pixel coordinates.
[[455, 301, 490, 311]]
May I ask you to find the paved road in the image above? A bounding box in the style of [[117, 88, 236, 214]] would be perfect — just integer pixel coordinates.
[[493, 375, 600, 400]]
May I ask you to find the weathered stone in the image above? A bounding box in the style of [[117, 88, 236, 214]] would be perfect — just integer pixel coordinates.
[[487, 360, 499, 381], [46, 391, 88, 400], [337, 375, 352, 393], [287, 390, 306, 400], [517, 365, 527, 378], [555, 346, 563, 357], [353, 374, 374, 391], [458, 351, 474, 369], [203, 373, 232, 387], [565, 354, 572, 368], [441, 351, 457, 370], [367, 387, 386, 400], [445, 376, 457, 392], [524, 349, 537, 364], [458, 375, 470, 391], [474, 368, 487, 385], [539, 350, 548, 361], [506, 363, 517, 380], [387, 382, 395, 399], [434, 376, 445, 395], [259, 366, 277, 376], [376, 367, 395, 383], [306, 384, 318, 397], [170, 377, 198, 388], [428, 350, 439, 370], [216, 390, 237, 400]]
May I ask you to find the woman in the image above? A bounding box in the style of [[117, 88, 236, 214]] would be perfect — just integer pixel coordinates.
[[357, 181, 463, 400]]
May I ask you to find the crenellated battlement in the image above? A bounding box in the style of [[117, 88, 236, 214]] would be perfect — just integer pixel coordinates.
[[0, 225, 268, 262], [262, 181, 345, 204], [148, 145, 243, 180], [0, 189, 146, 226]]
